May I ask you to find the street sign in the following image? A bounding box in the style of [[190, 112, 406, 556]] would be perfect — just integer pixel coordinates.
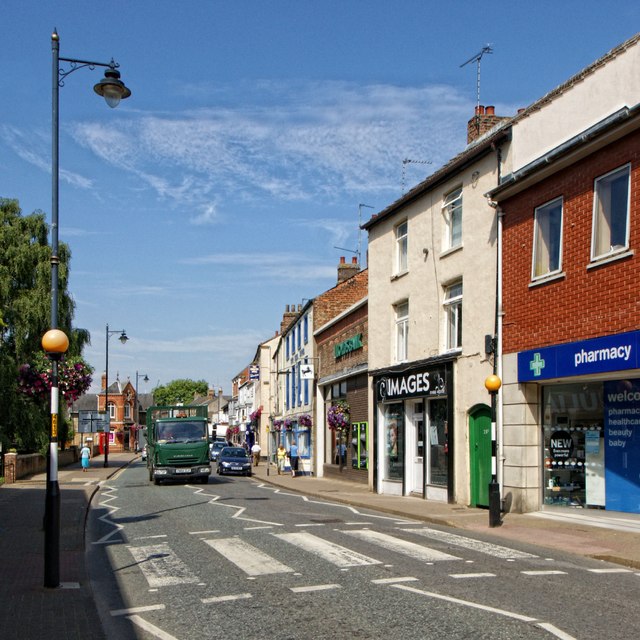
[[78, 410, 109, 433]]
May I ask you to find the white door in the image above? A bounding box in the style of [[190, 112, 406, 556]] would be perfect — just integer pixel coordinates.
[[410, 401, 424, 495]]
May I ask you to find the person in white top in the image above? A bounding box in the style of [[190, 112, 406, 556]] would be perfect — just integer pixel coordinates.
[[251, 442, 261, 466]]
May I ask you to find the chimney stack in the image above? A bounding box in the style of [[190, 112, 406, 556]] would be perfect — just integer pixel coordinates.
[[467, 105, 509, 144], [337, 255, 359, 283], [280, 303, 298, 333]]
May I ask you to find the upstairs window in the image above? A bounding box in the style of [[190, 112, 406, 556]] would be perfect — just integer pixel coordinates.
[[303, 315, 309, 343], [395, 301, 409, 363], [124, 403, 131, 419], [395, 220, 408, 274], [591, 164, 630, 260], [442, 187, 462, 249], [444, 281, 462, 351], [108, 402, 116, 419], [532, 197, 563, 279]]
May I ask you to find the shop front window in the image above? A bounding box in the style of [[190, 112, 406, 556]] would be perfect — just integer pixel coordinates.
[[384, 403, 404, 480], [351, 422, 368, 470], [428, 399, 448, 486], [543, 382, 603, 509]]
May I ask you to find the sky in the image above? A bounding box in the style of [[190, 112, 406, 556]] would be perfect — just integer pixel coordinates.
[[2, 1, 639, 396]]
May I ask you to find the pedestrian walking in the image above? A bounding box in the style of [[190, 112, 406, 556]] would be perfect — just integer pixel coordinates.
[[80, 441, 91, 472], [251, 442, 262, 466], [276, 443, 287, 475], [289, 440, 299, 477]]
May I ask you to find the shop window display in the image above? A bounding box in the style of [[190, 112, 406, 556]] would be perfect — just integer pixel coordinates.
[[384, 403, 404, 480]]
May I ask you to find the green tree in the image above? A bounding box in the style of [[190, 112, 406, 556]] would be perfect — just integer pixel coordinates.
[[153, 379, 209, 405], [0, 198, 89, 451]]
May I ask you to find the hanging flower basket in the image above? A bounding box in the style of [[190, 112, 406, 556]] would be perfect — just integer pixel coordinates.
[[298, 413, 312, 428], [327, 400, 350, 432], [228, 425, 240, 435], [249, 407, 262, 425], [283, 418, 293, 430], [272, 419, 283, 432]]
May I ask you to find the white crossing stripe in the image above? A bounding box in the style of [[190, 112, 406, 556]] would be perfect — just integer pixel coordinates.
[[205, 537, 294, 576], [111, 604, 165, 617], [521, 570, 567, 576], [201, 593, 252, 604], [402, 527, 538, 559], [587, 568, 632, 574], [372, 576, 419, 585], [450, 572, 496, 579], [345, 529, 461, 562], [274, 532, 382, 568], [290, 584, 341, 593], [127, 543, 200, 587]]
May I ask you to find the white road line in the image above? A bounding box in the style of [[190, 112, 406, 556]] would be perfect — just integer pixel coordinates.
[[205, 537, 294, 576], [135, 534, 168, 540], [450, 572, 496, 579], [392, 583, 537, 622], [127, 543, 200, 587], [189, 530, 220, 535], [344, 529, 461, 562], [371, 576, 419, 584], [126, 614, 180, 640], [201, 593, 253, 604], [275, 531, 382, 568], [111, 604, 165, 617], [521, 570, 567, 576], [290, 584, 341, 593], [535, 622, 578, 640], [587, 568, 632, 574], [402, 527, 538, 559], [244, 526, 274, 530], [295, 523, 325, 527]]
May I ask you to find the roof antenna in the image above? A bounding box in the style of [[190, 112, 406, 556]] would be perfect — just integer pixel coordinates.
[[402, 158, 432, 193], [461, 44, 494, 135], [333, 203, 374, 268]]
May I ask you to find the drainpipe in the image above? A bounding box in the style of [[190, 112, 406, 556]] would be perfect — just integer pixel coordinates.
[[496, 205, 505, 503]]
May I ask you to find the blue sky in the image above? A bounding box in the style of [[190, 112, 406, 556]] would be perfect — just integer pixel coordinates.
[[2, 1, 639, 395]]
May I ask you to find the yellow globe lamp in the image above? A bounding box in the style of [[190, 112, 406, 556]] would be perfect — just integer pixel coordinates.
[[42, 329, 69, 355], [484, 374, 502, 393]]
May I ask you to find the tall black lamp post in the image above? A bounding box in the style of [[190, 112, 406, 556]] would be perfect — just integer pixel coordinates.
[[484, 373, 502, 528], [135, 371, 149, 449], [45, 29, 131, 589], [104, 325, 129, 467]]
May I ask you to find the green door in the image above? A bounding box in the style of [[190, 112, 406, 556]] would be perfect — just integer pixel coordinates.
[[469, 406, 492, 508]]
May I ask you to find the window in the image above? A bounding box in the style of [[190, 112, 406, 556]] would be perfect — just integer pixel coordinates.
[[124, 403, 131, 419], [395, 301, 409, 362], [297, 323, 301, 350], [395, 220, 408, 274], [285, 334, 290, 359], [444, 282, 462, 351], [532, 197, 563, 279], [442, 187, 462, 249], [303, 315, 309, 343], [108, 402, 116, 419], [592, 164, 630, 260]]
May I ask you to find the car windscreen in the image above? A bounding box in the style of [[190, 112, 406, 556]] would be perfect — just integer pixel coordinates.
[[221, 448, 247, 458]]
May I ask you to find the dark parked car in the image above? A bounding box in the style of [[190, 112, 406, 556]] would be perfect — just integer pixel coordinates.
[[217, 446, 252, 477], [210, 440, 226, 461]]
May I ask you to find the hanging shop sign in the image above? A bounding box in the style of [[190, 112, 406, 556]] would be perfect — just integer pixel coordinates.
[[518, 330, 640, 382], [376, 366, 447, 402]]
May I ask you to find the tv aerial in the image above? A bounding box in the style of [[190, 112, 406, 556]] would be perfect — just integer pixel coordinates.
[[460, 44, 494, 113]]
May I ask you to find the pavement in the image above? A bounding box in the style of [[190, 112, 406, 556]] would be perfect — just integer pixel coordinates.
[[2, 452, 640, 640]]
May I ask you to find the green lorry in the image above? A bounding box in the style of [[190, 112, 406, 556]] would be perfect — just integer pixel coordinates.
[[146, 405, 211, 484]]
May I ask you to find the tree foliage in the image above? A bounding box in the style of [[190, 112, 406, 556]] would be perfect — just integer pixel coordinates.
[[153, 379, 209, 406], [0, 199, 90, 451]]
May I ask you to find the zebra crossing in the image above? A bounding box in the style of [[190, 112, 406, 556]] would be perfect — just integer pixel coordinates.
[[125, 525, 546, 587]]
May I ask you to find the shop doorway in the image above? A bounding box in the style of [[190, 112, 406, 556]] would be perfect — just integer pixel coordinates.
[[469, 405, 492, 507], [407, 401, 424, 495]]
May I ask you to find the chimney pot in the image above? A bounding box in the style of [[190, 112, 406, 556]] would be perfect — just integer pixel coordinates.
[[485, 105, 495, 115], [352, 257, 357, 264], [339, 256, 346, 264]]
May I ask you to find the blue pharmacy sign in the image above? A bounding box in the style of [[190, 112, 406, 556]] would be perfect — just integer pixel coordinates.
[[518, 331, 640, 382], [603, 380, 640, 513]]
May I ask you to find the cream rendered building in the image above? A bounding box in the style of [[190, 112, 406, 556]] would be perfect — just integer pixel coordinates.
[[364, 116, 512, 506]]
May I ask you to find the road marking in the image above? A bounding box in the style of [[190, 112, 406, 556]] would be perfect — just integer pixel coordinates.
[[126, 614, 179, 640], [205, 537, 294, 576], [521, 570, 567, 576], [275, 531, 382, 568], [111, 604, 165, 617], [402, 527, 538, 559], [345, 529, 461, 562], [127, 543, 200, 587], [201, 593, 252, 604], [535, 622, 578, 640], [136, 534, 168, 540], [189, 530, 220, 535], [244, 526, 274, 530], [587, 568, 632, 574], [450, 572, 496, 579], [371, 576, 419, 584], [392, 583, 537, 622], [290, 584, 341, 593], [295, 523, 325, 527]]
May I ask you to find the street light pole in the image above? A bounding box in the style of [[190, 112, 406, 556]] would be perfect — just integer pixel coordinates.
[[135, 371, 149, 450], [485, 370, 502, 528], [104, 325, 128, 467], [45, 29, 131, 589]]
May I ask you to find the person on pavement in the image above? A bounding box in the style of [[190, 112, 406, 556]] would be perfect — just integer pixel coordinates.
[[251, 442, 261, 466], [80, 442, 91, 472], [289, 440, 299, 477], [276, 443, 287, 475]]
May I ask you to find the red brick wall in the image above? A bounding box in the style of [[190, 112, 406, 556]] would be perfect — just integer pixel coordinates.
[[314, 269, 368, 330], [502, 129, 640, 353]]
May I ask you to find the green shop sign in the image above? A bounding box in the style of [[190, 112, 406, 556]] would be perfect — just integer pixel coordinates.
[[335, 333, 363, 358]]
